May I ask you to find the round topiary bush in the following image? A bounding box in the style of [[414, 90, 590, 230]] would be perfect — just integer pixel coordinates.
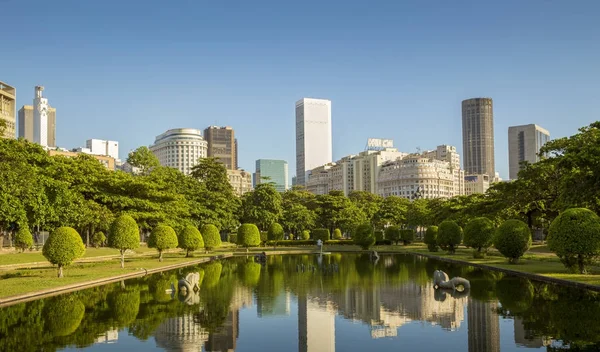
[[312, 228, 330, 242], [385, 226, 401, 245], [14, 226, 33, 252], [109, 214, 140, 268], [333, 228, 343, 240], [201, 224, 222, 251], [237, 223, 261, 248], [464, 217, 495, 258], [301, 230, 310, 240], [268, 223, 284, 245], [493, 219, 532, 264], [424, 226, 439, 252], [42, 227, 86, 278], [44, 296, 85, 337], [400, 229, 415, 245], [148, 225, 178, 262], [437, 221, 463, 253], [353, 223, 375, 250], [92, 231, 106, 248], [547, 208, 600, 274], [179, 225, 204, 257]]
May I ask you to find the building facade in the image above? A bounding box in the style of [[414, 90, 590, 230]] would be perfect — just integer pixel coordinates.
[[254, 159, 289, 192], [204, 126, 236, 170], [464, 174, 490, 195], [18, 105, 56, 147], [508, 124, 550, 180], [462, 98, 495, 176], [86, 139, 119, 160], [227, 169, 253, 196], [0, 82, 16, 139], [295, 98, 332, 186], [48, 149, 116, 170], [150, 128, 208, 175], [33, 86, 53, 147]]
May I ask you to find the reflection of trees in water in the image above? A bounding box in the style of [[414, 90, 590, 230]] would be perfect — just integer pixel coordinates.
[[110, 286, 141, 328], [44, 295, 86, 337]]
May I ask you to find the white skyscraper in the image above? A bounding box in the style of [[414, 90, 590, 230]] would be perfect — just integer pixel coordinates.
[[149, 128, 208, 175], [295, 98, 332, 186], [33, 86, 49, 147], [508, 124, 550, 180], [86, 139, 120, 160]]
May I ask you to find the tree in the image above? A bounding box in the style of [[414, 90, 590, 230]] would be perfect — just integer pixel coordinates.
[[14, 226, 33, 252], [463, 217, 495, 258], [237, 223, 261, 248], [281, 203, 316, 238], [547, 208, 600, 274], [42, 227, 86, 278], [406, 199, 431, 237], [311, 228, 330, 242], [108, 215, 140, 268], [400, 229, 415, 245], [240, 183, 282, 231], [301, 230, 310, 240], [147, 225, 178, 262], [373, 196, 410, 228], [267, 223, 284, 246], [348, 191, 382, 225], [314, 191, 354, 234], [437, 220, 462, 254], [384, 226, 401, 245], [352, 223, 375, 250], [126, 146, 160, 175], [424, 226, 439, 252], [494, 219, 531, 264], [43, 296, 85, 337], [333, 228, 343, 240], [92, 231, 106, 248], [178, 225, 204, 257], [201, 224, 222, 251]]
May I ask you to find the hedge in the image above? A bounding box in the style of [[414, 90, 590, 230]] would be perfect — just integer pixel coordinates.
[[494, 219, 531, 264], [424, 226, 439, 252], [353, 223, 375, 250], [268, 223, 285, 243], [238, 224, 261, 248], [400, 229, 415, 245], [201, 224, 222, 250], [333, 228, 343, 240], [385, 226, 401, 245], [374, 230, 384, 242], [265, 240, 316, 246], [14, 226, 33, 252], [301, 230, 310, 240], [312, 228, 330, 242]]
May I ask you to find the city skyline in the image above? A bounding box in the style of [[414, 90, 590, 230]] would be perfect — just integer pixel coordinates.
[[3, 1, 599, 180]]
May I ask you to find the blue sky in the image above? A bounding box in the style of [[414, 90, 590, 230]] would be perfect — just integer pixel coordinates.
[[3, 0, 599, 179]]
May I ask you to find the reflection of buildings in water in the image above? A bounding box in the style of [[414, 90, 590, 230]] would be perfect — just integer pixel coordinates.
[[467, 299, 500, 352], [231, 285, 254, 311], [514, 317, 544, 348], [205, 310, 239, 352], [258, 291, 291, 317], [298, 295, 336, 352], [94, 329, 118, 344], [154, 313, 209, 352]]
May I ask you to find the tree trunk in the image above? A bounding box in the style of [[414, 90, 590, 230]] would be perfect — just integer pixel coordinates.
[[120, 250, 125, 268], [159, 251, 163, 262], [58, 265, 63, 278], [186, 249, 190, 258], [86, 228, 90, 248], [578, 254, 587, 274], [0, 231, 3, 249]]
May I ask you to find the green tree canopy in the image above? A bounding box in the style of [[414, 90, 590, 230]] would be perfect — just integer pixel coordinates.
[[353, 223, 375, 250], [237, 223, 261, 248], [463, 217, 495, 256], [14, 226, 33, 252], [437, 220, 462, 254], [42, 227, 86, 277], [240, 183, 282, 231], [201, 224, 222, 251], [108, 214, 140, 268], [147, 225, 178, 261], [178, 225, 204, 257], [126, 146, 160, 175], [494, 219, 532, 264]]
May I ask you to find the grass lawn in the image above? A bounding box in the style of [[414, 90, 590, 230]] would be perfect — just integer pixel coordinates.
[[0, 252, 225, 299]]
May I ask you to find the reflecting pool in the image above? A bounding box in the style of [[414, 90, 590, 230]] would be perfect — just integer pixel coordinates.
[[1, 254, 600, 351]]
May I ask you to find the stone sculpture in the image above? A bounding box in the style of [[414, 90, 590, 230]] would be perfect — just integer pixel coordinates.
[[433, 270, 470, 292], [178, 272, 201, 305]]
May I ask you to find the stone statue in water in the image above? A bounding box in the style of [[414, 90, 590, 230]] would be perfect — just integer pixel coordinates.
[[433, 270, 470, 292]]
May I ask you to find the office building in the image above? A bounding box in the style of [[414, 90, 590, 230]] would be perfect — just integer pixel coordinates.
[[149, 128, 208, 175], [204, 126, 236, 170], [0, 82, 16, 139], [86, 139, 119, 160], [508, 124, 550, 179], [462, 98, 495, 176], [467, 299, 500, 352], [48, 149, 116, 170], [254, 159, 289, 192], [464, 174, 490, 195], [295, 98, 332, 186], [228, 169, 253, 195], [18, 105, 56, 147], [298, 295, 336, 352]]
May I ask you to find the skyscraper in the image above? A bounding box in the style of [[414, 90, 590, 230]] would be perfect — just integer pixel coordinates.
[[467, 299, 500, 352], [33, 86, 51, 147], [462, 98, 495, 176], [86, 139, 119, 160], [254, 159, 289, 192], [149, 128, 208, 175], [18, 105, 56, 147], [204, 126, 236, 170], [508, 124, 550, 179], [0, 82, 16, 139], [295, 98, 332, 186]]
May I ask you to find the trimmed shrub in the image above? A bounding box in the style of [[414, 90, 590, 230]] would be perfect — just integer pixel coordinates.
[[109, 215, 140, 268], [42, 227, 86, 278], [548, 208, 600, 274], [148, 225, 178, 262], [494, 219, 531, 264], [333, 228, 343, 240], [464, 217, 495, 258], [178, 225, 204, 257], [424, 226, 439, 252], [92, 231, 106, 248], [260, 231, 268, 246], [228, 233, 238, 244], [237, 223, 261, 248], [241, 262, 261, 287], [301, 230, 310, 240], [44, 296, 85, 337], [312, 228, 330, 242], [201, 224, 222, 251], [374, 230, 384, 242], [14, 226, 33, 252], [324, 239, 354, 245], [353, 223, 376, 250], [437, 221, 462, 253], [265, 240, 316, 246], [400, 229, 415, 245], [267, 223, 285, 246], [385, 226, 401, 245]]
